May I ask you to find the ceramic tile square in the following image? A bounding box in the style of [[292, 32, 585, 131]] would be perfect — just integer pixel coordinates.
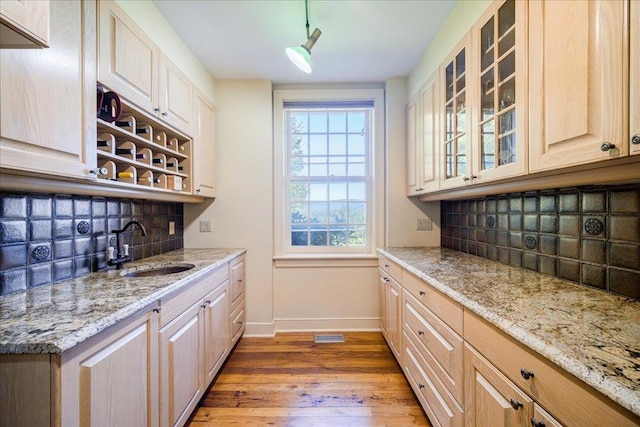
[[53, 259, 74, 282], [0, 244, 27, 270], [582, 191, 606, 213], [558, 215, 581, 236], [476, 200, 486, 213], [582, 216, 606, 238], [29, 242, 51, 264], [523, 196, 538, 213], [469, 200, 477, 213], [74, 219, 92, 237], [468, 241, 478, 255], [107, 218, 121, 233], [524, 234, 539, 252], [477, 214, 486, 229], [74, 198, 91, 217], [92, 198, 107, 217], [558, 259, 580, 283], [1, 195, 27, 218], [539, 235, 557, 255], [53, 219, 74, 239], [74, 237, 92, 257], [559, 193, 579, 213], [486, 199, 497, 213], [29, 197, 52, 218], [476, 229, 486, 243], [558, 237, 580, 259], [523, 215, 538, 232], [92, 218, 106, 236], [497, 214, 508, 230], [74, 255, 92, 277], [0, 220, 27, 244], [497, 198, 508, 213], [509, 250, 522, 267], [95, 235, 108, 253], [540, 215, 558, 233], [498, 247, 509, 264], [523, 253, 538, 271], [120, 201, 132, 216], [581, 264, 606, 290], [609, 215, 640, 243], [582, 239, 606, 264], [608, 268, 640, 299], [476, 244, 487, 258], [486, 229, 496, 244], [107, 200, 120, 216], [509, 214, 522, 231], [609, 242, 640, 270], [496, 231, 508, 247], [539, 194, 557, 213], [152, 203, 168, 216], [54, 239, 74, 260], [0, 268, 27, 294], [468, 215, 477, 227], [176, 204, 183, 215], [610, 188, 640, 213], [509, 196, 523, 213], [461, 215, 469, 227], [143, 203, 153, 216], [132, 202, 143, 217], [487, 246, 498, 261], [29, 220, 52, 241], [28, 264, 52, 288], [54, 197, 73, 218], [509, 232, 522, 249]]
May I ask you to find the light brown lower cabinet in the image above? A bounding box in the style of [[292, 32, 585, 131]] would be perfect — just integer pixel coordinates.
[[0, 255, 244, 427]]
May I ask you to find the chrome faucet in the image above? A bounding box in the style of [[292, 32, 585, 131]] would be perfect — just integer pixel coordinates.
[[107, 220, 148, 270]]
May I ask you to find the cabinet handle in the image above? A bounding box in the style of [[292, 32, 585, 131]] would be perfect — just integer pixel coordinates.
[[600, 142, 616, 151], [531, 418, 546, 427], [162, 111, 168, 116], [384, 264, 389, 268], [415, 188, 423, 192], [154, 108, 160, 112], [238, 279, 243, 283], [418, 383, 425, 389], [418, 330, 425, 336], [520, 368, 534, 380], [201, 303, 207, 308], [463, 175, 478, 182], [152, 307, 161, 313], [419, 291, 425, 296], [509, 398, 523, 410], [196, 188, 201, 193], [383, 277, 390, 283], [632, 134, 640, 145]]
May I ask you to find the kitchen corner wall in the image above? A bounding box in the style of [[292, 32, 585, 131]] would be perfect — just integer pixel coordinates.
[[440, 184, 640, 300], [0, 192, 183, 296]]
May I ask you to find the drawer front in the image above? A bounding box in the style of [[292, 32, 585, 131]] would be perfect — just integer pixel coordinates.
[[403, 332, 463, 427], [378, 254, 402, 283], [230, 256, 245, 310], [404, 292, 463, 405], [230, 300, 245, 344], [464, 310, 640, 426], [533, 403, 563, 427], [403, 271, 463, 336], [160, 265, 228, 328]]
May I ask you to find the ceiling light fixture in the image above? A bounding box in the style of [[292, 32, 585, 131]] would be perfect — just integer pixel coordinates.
[[286, 0, 321, 73]]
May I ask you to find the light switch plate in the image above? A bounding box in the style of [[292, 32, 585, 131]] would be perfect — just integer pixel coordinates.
[[199, 220, 212, 232], [416, 218, 432, 231]]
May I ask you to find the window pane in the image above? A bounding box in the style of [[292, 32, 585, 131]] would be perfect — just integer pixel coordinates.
[[328, 159, 346, 176], [329, 202, 347, 224], [329, 229, 347, 246], [348, 156, 366, 176], [329, 134, 346, 155], [290, 112, 307, 133], [349, 226, 366, 246], [329, 182, 347, 201], [329, 112, 346, 133], [348, 202, 366, 223], [310, 202, 328, 223], [309, 112, 327, 132], [290, 183, 308, 202], [309, 134, 327, 155], [309, 183, 327, 201], [309, 157, 327, 176], [348, 182, 366, 201], [290, 157, 308, 176], [348, 134, 365, 155], [348, 111, 365, 133], [291, 224, 308, 246], [310, 230, 327, 246]]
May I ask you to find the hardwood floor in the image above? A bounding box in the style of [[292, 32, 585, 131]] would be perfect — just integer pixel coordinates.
[[187, 332, 431, 426]]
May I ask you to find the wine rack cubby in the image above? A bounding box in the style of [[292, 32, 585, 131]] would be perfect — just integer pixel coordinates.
[[96, 94, 193, 194]]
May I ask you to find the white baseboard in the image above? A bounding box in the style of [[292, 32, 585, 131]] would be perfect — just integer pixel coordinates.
[[244, 322, 276, 337], [273, 317, 380, 333]]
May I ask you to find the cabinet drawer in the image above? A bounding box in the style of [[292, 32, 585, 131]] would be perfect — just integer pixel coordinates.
[[230, 300, 245, 344], [160, 265, 228, 328], [403, 332, 463, 427], [378, 254, 402, 283], [464, 310, 640, 426], [403, 271, 463, 336], [403, 292, 463, 405], [230, 255, 245, 311]]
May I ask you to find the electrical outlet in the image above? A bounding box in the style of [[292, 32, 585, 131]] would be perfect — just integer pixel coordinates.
[[168, 221, 175, 235], [416, 218, 432, 231], [199, 220, 212, 232]]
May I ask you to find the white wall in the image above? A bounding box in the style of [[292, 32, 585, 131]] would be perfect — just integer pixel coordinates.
[[184, 80, 274, 336], [116, 0, 216, 103], [408, 0, 492, 97]]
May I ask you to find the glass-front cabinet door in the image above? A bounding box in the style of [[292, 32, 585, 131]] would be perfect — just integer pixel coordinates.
[[472, 0, 527, 182], [441, 34, 472, 190]]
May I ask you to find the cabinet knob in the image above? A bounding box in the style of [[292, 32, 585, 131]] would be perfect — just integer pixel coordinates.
[[154, 108, 160, 112], [463, 175, 478, 182], [384, 264, 389, 268], [152, 307, 161, 313], [383, 277, 390, 283], [415, 188, 423, 192], [632, 134, 640, 145], [162, 111, 168, 116], [509, 398, 523, 410], [531, 418, 546, 427], [419, 291, 426, 296], [196, 188, 201, 193], [520, 368, 534, 380], [418, 383, 425, 390], [418, 330, 425, 336], [600, 142, 616, 151]]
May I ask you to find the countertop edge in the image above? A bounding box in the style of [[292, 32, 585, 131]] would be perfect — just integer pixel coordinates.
[[377, 248, 640, 417]]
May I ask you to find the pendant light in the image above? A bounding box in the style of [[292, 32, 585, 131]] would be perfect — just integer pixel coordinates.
[[286, 0, 322, 73]]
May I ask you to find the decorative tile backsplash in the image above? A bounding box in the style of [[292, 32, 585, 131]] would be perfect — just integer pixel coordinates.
[[0, 193, 184, 296], [441, 184, 640, 299]]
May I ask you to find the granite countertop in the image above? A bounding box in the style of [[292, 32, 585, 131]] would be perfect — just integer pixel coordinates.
[[0, 248, 245, 354], [378, 247, 640, 417]]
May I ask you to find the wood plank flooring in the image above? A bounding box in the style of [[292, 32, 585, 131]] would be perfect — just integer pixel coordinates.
[[187, 332, 431, 426]]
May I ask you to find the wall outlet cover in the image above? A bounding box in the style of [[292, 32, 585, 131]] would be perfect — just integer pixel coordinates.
[[169, 221, 175, 235], [417, 218, 433, 231], [199, 220, 212, 232]]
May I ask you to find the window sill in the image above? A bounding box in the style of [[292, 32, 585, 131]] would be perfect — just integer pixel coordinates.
[[273, 254, 379, 268]]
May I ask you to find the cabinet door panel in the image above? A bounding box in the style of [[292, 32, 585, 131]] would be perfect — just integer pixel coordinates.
[[386, 279, 402, 358], [529, 0, 626, 171], [98, 0, 158, 113], [420, 74, 440, 192], [204, 282, 229, 385], [193, 88, 216, 197], [0, 0, 90, 180], [159, 53, 192, 134], [0, 0, 49, 47], [79, 324, 150, 427]]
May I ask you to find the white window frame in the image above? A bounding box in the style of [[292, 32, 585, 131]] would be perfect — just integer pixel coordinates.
[[274, 89, 384, 260]]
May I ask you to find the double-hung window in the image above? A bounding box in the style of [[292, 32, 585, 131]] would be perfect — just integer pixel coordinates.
[[274, 89, 384, 258]]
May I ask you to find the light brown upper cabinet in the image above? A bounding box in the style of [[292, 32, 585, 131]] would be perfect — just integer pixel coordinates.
[[631, 0, 640, 156], [471, 0, 527, 182], [440, 34, 473, 190], [0, 0, 49, 48], [407, 72, 440, 196], [528, 0, 627, 171], [98, 0, 193, 135], [0, 0, 94, 181], [192, 88, 217, 197]]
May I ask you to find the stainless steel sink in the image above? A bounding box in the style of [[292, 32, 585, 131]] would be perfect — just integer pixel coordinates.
[[122, 263, 196, 278]]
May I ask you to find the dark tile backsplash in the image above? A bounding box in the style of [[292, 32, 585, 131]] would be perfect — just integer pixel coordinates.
[[441, 184, 640, 300], [0, 193, 184, 296]]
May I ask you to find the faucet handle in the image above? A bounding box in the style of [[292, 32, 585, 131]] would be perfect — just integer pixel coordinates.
[[107, 246, 115, 260], [123, 244, 130, 256]]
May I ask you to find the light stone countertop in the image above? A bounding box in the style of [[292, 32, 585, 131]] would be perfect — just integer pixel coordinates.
[[378, 247, 640, 418], [0, 248, 245, 354]]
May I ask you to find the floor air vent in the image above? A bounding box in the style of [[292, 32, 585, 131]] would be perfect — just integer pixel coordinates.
[[314, 334, 345, 343]]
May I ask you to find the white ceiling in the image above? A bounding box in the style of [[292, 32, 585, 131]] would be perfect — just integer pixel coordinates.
[[152, 0, 458, 84]]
